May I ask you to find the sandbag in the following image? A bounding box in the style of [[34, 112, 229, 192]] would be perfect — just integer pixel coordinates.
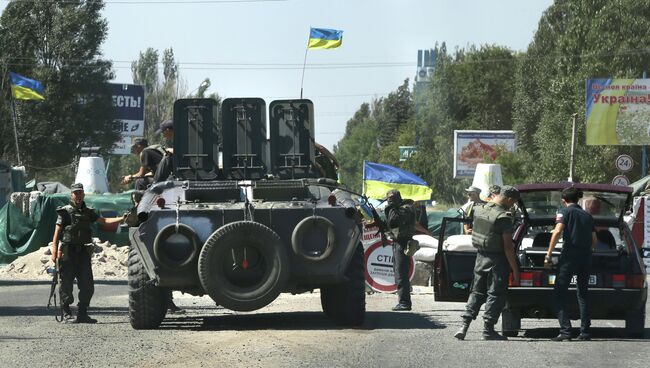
[[413, 234, 437, 249], [413, 247, 436, 262], [443, 234, 476, 252]]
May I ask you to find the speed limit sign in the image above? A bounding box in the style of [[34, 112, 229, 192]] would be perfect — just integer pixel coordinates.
[[612, 175, 630, 186], [615, 155, 633, 172]]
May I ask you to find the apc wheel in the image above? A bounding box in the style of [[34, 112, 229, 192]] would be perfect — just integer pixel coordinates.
[[320, 242, 366, 326], [501, 308, 521, 337], [625, 303, 646, 338], [198, 221, 289, 312], [128, 247, 167, 329]]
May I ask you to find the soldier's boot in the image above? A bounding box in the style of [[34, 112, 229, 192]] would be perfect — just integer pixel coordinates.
[[482, 322, 507, 341], [454, 318, 471, 340], [74, 305, 97, 324], [62, 304, 74, 323]]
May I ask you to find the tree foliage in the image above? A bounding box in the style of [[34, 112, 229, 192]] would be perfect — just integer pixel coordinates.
[[0, 0, 117, 179]]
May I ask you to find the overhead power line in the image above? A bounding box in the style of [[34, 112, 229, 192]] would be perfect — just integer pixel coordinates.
[[1, 0, 286, 4]]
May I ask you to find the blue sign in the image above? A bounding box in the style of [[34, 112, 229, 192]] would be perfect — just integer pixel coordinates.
[[110, 83, 145, 137]]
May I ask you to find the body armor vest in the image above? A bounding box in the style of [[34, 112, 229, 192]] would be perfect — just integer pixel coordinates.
[[59, 204, 96, 245], [471, 202, 511, 253]]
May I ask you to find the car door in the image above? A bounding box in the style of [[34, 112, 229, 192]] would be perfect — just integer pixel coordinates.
[[433, 217, 477, 302]]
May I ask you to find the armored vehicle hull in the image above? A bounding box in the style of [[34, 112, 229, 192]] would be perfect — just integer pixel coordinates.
[[127, 98, 366, 329]]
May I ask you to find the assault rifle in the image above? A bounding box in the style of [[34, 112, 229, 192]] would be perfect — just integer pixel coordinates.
[[46, 259, 63, 322]]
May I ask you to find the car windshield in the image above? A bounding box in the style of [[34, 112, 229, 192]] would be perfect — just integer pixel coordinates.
[[520, 190, 628, 222]]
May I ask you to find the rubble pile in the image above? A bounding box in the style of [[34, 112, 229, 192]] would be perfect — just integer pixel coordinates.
[[0, 238, 129, 280]]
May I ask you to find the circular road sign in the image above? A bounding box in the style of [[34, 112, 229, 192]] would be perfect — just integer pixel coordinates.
[[364, 240, 414, 293], [615, 154, 634, 172], [612, 175, 630, 186]]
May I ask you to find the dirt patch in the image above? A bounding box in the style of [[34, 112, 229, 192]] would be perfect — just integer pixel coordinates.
[[0, 238, 129, 280]]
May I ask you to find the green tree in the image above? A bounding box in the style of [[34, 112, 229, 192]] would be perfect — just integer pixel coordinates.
[[512, 0, 650, 183], [0, 1, 118, 178]]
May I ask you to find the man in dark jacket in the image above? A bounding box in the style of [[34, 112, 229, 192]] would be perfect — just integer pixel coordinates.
[[545, 187, 597, 341], [122, 138, 165, 190]]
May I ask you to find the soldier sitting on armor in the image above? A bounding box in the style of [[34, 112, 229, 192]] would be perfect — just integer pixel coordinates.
[[122, 138, 166, 190]]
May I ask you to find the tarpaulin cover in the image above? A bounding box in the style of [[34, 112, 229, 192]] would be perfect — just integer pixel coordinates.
[[427, 208, 463, 236], [0, 192, 133, 264]]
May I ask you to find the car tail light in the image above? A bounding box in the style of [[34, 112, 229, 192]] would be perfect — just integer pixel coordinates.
[[510, 271, 542, 287], [612, 274, 626, 288], [626, 275, 646, 289], [156, 197, 166, 209], [327, 194, 337, 206]]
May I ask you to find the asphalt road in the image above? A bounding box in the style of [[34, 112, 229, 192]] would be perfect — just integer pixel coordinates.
[[0, 281, 647, 368]]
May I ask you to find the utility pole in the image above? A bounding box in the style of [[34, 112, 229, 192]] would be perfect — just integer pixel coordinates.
[[569, 113, 577, 182]]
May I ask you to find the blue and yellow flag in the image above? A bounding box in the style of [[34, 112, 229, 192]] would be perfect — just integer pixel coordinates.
[[308, 28, 343, 49], [9, 72, 45, 100], [363, 161, 432, 201]]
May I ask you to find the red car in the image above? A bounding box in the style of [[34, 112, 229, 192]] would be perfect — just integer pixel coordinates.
[[434, 182, 648, 337]]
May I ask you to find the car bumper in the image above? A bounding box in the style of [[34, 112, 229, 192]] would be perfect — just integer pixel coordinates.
[[506, 287, 648, 319]]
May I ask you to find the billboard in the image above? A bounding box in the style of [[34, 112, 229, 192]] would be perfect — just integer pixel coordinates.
[[453, 130, 515, 178], [110, 83, 144, 155], [586, 78, 650, 145]]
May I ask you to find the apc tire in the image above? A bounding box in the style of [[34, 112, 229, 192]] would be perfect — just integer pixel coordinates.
[[291, 216, 337, 261], [625, 303, 646, 338], [128, 247, 167, 329], [320, 242, 366, 326], [501, 308, 521, 337], [198, 221, 289, 312]]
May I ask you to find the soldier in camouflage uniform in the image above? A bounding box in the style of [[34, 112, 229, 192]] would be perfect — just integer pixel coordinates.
[[454, 186, 521, 340], [51, 183, 123, 323]]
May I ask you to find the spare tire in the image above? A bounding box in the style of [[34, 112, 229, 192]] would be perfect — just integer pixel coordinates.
[[198, 221, 289, 312], [291, 216, 336, 261]]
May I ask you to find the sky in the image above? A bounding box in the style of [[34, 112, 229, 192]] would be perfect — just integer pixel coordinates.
[[2, 0, 554, 151]]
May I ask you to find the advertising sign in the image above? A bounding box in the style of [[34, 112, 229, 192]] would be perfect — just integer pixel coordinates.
[[110, 83, 145, 154], [453, 130, 515, 178], [586, 78, 650, 145]]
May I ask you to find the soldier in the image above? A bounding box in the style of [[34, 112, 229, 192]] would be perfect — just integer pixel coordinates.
[[122, 138, 165, 190], [454, 186, 521, 340], [487, 185, 501, 201], [51, 183, 123, 323], [153, 120, 175, 183], [461, 186, 486, 235], [384, 189, 417, 311], [545, 187, 596, 341]]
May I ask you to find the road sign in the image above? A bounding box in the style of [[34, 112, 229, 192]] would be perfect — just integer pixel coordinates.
[[363, 241, 414, 293], [399, 146, 418, 162], [615, 154, 634, 172], [612, 175, 630, 186]]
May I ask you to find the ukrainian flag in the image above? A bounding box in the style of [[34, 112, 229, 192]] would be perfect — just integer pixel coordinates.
[[9, 72, 45, 100], [308, 28, 343, 49], [363, 161, 432, 201]]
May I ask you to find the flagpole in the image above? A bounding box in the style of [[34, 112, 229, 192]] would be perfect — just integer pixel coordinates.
[[362, 160, 366, 197], [10, 95, 21, 165], [300, 28, 312, 99]]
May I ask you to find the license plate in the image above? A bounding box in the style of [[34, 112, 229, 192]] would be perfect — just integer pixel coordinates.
[[548, 275, 596, 285]]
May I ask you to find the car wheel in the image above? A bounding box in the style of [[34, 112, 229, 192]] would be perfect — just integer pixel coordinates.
[[501, 308, 521, 337], [625, 302, 646, 338]]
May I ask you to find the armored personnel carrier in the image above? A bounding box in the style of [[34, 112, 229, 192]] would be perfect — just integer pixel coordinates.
[[128, 98, 365, 329]]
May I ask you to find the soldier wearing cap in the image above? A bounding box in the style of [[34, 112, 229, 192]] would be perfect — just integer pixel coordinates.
[[384, 189, 417, 311], [122, 138, 166, 190], [461, 186, 486, 235], [51, 183, 124, 323], [454, 185, 521, 340]]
